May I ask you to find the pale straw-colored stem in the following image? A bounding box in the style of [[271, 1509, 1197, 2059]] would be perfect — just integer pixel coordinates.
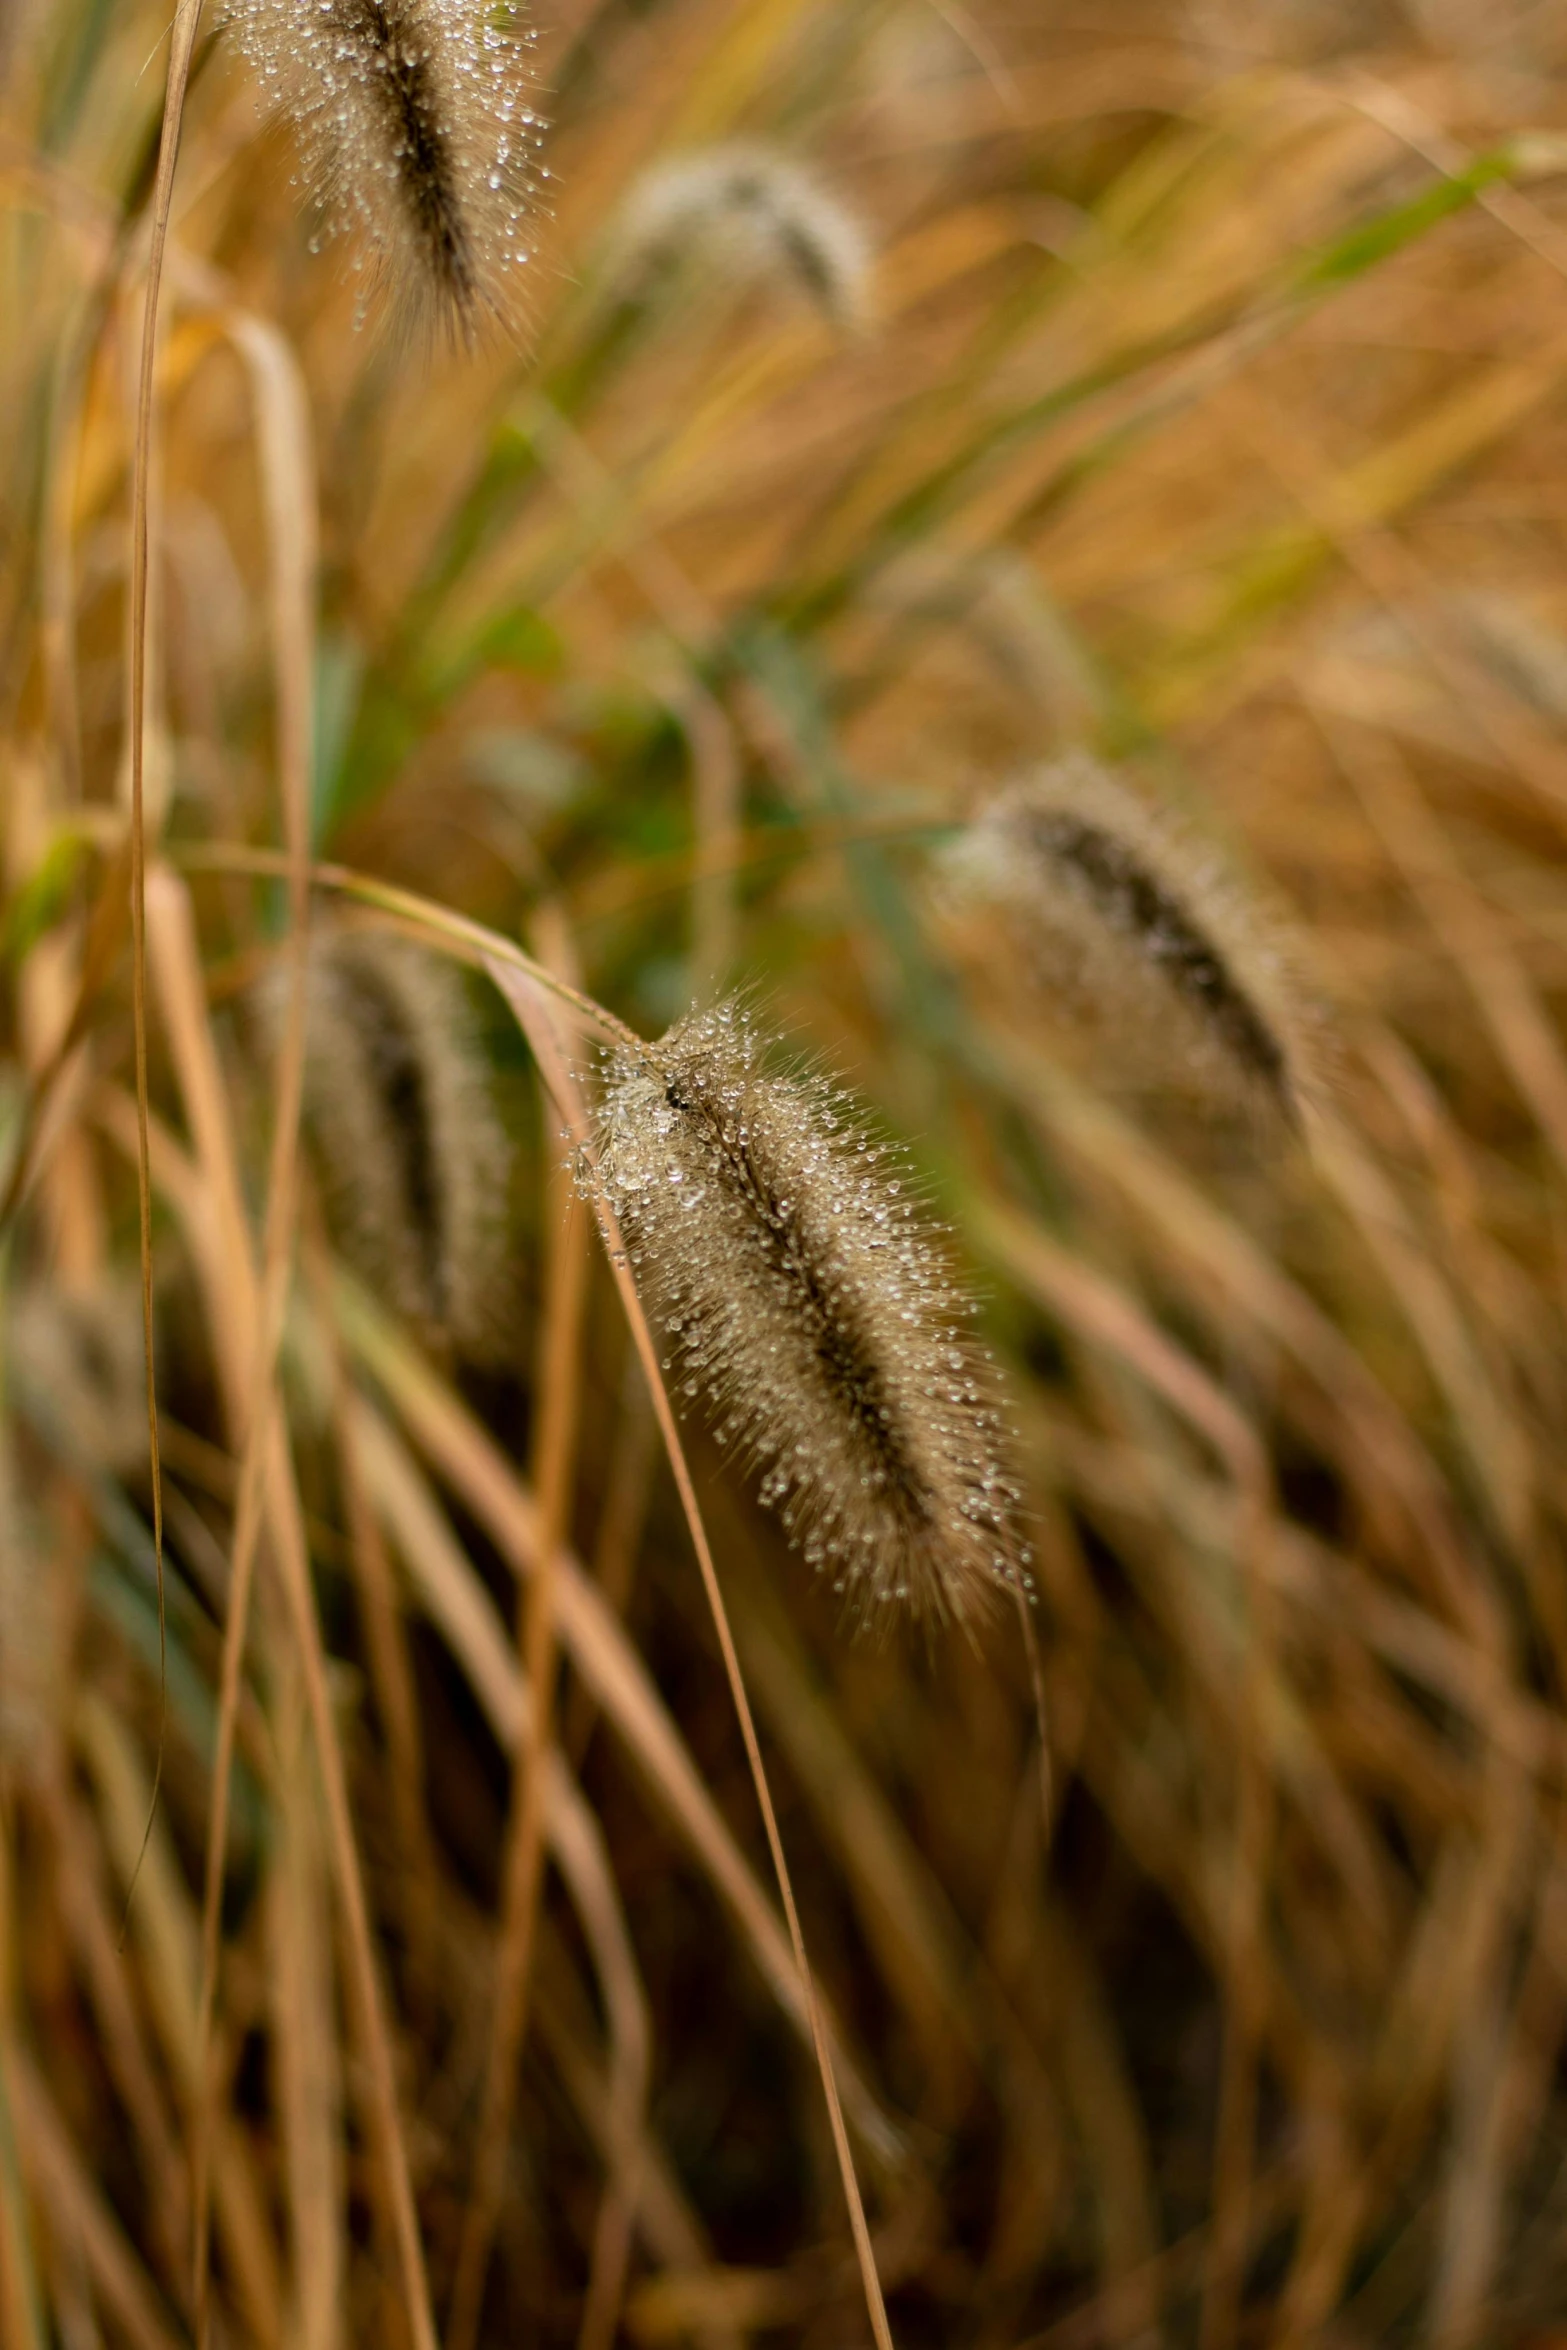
[[446, 950, 592, 2350], [121, 0, 206, 1948], [189, 305, 318, 2343]]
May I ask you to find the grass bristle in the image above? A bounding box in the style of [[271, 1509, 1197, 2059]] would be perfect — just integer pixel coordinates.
[[227, 0, 546, 333], [596, 999, 1024, 1625]]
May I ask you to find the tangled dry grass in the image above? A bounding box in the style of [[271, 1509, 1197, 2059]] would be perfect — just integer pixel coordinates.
[[7, 0, 1567, 2343]]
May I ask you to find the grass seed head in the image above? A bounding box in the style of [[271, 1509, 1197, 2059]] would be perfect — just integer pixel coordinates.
[[271, 930, 513, 1355], [942, 754, 1318, 1132], [0, 1439, 57, 1772], [596, 999, 1025, 1627], [9, 1279, 149, 1477], [609, 143, 872, 330], [227, 0, 547, 334]]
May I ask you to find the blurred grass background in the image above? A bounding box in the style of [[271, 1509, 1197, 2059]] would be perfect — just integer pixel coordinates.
[[7, 0, 1567, 2342]]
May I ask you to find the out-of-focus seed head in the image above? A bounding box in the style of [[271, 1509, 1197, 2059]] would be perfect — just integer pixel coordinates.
[[227, 0, 548, 335], [265, 930, 513, 1356], [595, 1000, 1026, 1627], [0, 1432, 61, 1773], [940, 754, 1320, 1132], [608, 144, 873, 331], [8, 1279, 148, 1477]]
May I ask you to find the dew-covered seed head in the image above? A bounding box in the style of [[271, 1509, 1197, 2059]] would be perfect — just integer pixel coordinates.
[[8, 1279, 148, 1477], [594, 1000, 1026, 1626], [227, 0, 548, 336]]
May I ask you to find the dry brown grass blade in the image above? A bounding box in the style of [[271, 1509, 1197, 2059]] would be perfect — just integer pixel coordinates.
[[1056, 1430, 1420, 1949], [996, 1043, 1486, 1631], [0, 1836, 46, 2350], [447, 1095, 592, 2350], [1152, 309, 1567, 733], [566, 1352, 656, 1765], [971, 1196, 1268, 1496], [187, 301, 317, 2343], [15, 941, 109, 1301], [0, 841, 127, 1237], [1202, 1629, 1273, 2350], [1426, 1754, 1535, 2347], [1310, 1106, 1531, 1560], [144, 850, 266, 2326], [984, 1813, 1160, 2331], [172, 838, 640, 1048], [487, 952, 896, 2350], [971, 1196, 1275, 2347], [681, 681, 742, 994], [329, 1345, 438, 1983], [268, 1694, 345, 2350], [535, 1975, 743, 2350], [271, 1319, 438, 2345], [9, 2048, 184, 2350], [1317, 701, 1567, 1172], [120, 0, 205, 1937], [347, 1392, 651, 2338], [1014, 2164, 1302, 2350], [337, 1275, 898, 2163], [74, 1689, 283, 2347], [626, 2264, 823, 2343], [1234, 281, 1567, 827], [143, 868, 438, 2350], [45, 1781, 189, 2289], [723, 1552, 1068, 2287], [1296, 1759, 1536, 2340], [723, 1561, 977, 2100], [1270, 2092, 1366, 2350]]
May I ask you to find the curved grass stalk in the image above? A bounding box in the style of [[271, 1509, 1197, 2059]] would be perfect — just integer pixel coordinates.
[[120, 0, 206, 1949], [335, 1274, 898, 2160], [446, 1042, 592, 2350], [350, 1392, 649, 2350], [181, 303, 317, 2349], [489, 954, 897, 2350], [170, 839, 640, 1051], [144, 871, 439, 2350]]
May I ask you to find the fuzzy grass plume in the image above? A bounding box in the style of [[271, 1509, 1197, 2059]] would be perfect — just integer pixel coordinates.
[[227, 0, 546, 331], [9, 1279, 149, 1476], [0, 1437, 58, 1773], [609, 143, 872, 330], [942, 754, 1317, 1130], [595, 1000, 1022, 1625], [271, 930, 512, 1354]]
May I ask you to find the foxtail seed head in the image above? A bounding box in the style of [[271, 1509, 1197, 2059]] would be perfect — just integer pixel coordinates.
[[8, 1279, 148, 1477], [0, 1437, 57, 1771], [609, 144, 872, 330], [274, 931, 512, 1355], [228, 0, 547, 334], [943, 756, 1317, 1130], [595, 1001, 1025, 1626]]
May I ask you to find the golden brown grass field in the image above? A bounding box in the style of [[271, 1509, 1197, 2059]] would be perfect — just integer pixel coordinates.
[[9, 0, 1567, 2342]]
